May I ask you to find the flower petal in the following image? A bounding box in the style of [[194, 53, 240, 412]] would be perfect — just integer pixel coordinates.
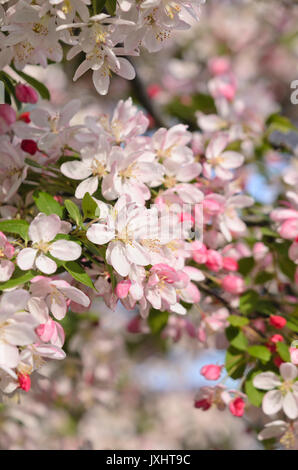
[[17, 247, 37, 271], [262, 390, 283, 416], [35, 253, 57, 274], [49, 240, 81, 261]]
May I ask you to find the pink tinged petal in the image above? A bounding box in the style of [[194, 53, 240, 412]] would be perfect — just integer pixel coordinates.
[[0, 289, 30, 319], [36, 319, 56, 343], [87, 223, 115, 245], [27, 297, 49, 323], [0, 343, 19, 368], [220, 151, 244, 169], [49, 240, 81, 261], [146, 288, 162, 310], [56, 285, 90, 307], [17, 247, 37, 271], [50, 292, 67, 320], [0, 259, 14, 282], [60, 160, 92, 180], [107, 241, 131, 277], [253, 371, 282, 390], [51, 322, 65, 348], [262, 390, 283, 416], [280, 362, 298, 381], [34, 344, 66, 360], [206, 134, 228, 160], [35, 253, 57, 274], [29, 213, 61, 243], [4, 324, 37, 346], [75, 176, 99, 199], [283, 392, 298, 419]]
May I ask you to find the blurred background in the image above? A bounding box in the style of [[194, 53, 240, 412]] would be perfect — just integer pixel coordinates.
[[1, 0, 298, 450]]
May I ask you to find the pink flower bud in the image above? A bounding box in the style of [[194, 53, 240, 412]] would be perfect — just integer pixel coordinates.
[[229, 397, 245, 417], [270, 334, 284, 344], [115, 280, 131, 299], [200, 364, 222, 381], [192, 242, 208, 264], [15, 83, 38, 104], [223, 257, 238, 271], [269, 315, 287, 329], [0, 104, 16, 134], [194, 398, 211, 411], [208, 57, 231, 76], [253, 242, 269, 261], [206, 250, 223, 272], [18, 373, 31, 392], [221, 275, 245, 294], [21, 139, 38, 155], [290, 347, 298, 365]]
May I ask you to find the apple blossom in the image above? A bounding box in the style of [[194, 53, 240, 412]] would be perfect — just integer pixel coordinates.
[[17, 213, 82, 274]]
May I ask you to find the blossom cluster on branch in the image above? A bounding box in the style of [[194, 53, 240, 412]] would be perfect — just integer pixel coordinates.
[[0, 0, 205, 94]]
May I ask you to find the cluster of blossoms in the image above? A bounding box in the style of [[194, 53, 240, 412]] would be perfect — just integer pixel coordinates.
[[0, 0, 205, 94], [0, 90, 256, 395]]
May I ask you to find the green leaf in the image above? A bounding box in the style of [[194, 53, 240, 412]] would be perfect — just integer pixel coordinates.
[[227, 315, 249, 327], [239, 289, 259, 315], [0, 268, 37, 290], [63, 261, 94, 289], [33, 191, 63, 217], [225, 347, 246, 379], [82, 192, 99, 220], [276, 342, 291, 362], [261, 227, 279, 238], [0, 219, 29, 242], [11, 66, 50, 100], [266, 113, 297, 133], [92, 0, 106, 14], [247, 345, 271, 363], [255, 271, 274, 285], [255, 300, 276, 316], [0, 71, 21, 110], [238, 257, 254, 276], [148, 309, 169, 335], [105, 0, 116, 15], [226, 325, 248, 351], [245, 369, 266, 407], [287, 318, 298, 333], [65, 199, 83, 227], [275, 242, 296, 281]]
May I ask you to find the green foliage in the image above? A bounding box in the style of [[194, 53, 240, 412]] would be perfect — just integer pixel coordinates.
[[238, 257, 254, 276], [0, 219, 29, 242], [148, 309, 169, 335], [33, 191, 63, 218], [227, 315, 249, 327], [165, 93, 216, 126], [239, 289, 259, 315], [65, 200, 83, 227], [0, 268, 37, 290], [225, 325, 248, 351], [276, 342, 290, 362], [82, 193, 100, 220], [245, 369, 266, 407], [225, 347, 246, 379], [63, 261, 94, 289], [247, 345, 271, 363]]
